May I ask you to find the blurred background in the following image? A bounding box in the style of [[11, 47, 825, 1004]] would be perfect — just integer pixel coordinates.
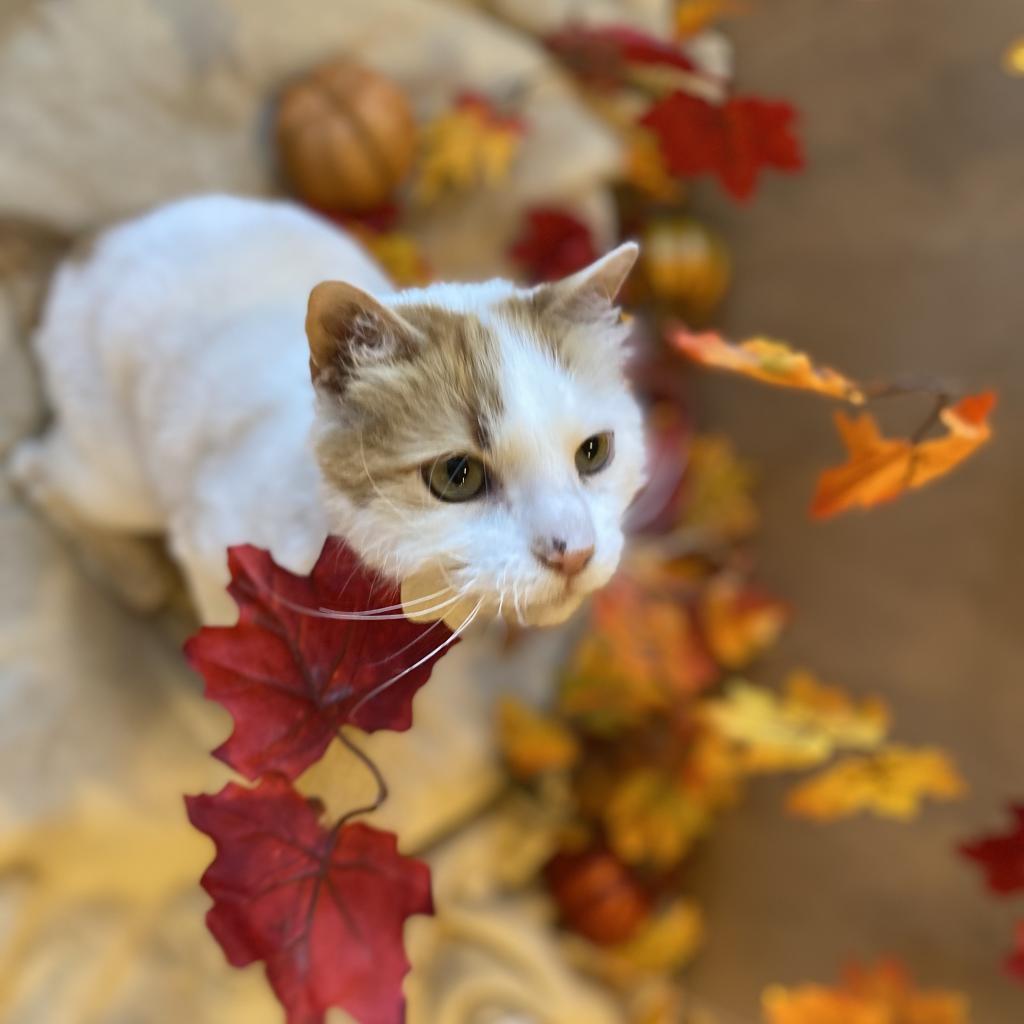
[[0, 1, 1020, 1022]]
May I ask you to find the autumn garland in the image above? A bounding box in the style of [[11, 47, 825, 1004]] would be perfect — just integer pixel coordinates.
[[184, 541, 458, 1024]]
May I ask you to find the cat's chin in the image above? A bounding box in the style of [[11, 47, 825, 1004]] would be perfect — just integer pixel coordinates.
[[517, 592, 586, 628]]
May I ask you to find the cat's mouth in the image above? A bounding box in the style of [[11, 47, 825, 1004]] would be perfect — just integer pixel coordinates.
[[400, 565, 590, 631]]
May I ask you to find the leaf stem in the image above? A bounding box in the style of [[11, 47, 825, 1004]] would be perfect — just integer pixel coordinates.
[[331, 729, 389, 833], [910, 393, 952, 444]]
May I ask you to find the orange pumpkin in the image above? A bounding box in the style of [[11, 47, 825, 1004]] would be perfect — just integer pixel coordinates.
[[276, 59, 416, 212], [545, 848, 652, 945]]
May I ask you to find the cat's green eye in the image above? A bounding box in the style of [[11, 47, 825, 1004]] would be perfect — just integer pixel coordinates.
[[576, 432, 614, 476], [424, 454, 488, 502]]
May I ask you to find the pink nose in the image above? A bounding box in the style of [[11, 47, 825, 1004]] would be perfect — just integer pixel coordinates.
[[535, 540, 595, 578]]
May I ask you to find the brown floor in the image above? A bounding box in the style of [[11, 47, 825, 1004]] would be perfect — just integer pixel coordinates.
[[682, 2, 1024, 1020]]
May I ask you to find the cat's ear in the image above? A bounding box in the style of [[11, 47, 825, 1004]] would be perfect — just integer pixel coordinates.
[[537, 242, 639, 321], [306, 281, 419, 391]]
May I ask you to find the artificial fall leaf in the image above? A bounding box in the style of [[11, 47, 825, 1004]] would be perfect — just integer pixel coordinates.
[[785, 745, 965, 822], [604, 767, 709, 868], [703, 675, 889, 773], [675, 0, 744, 39], [415, 92, 524, 202], [681, 434, 759, 539], [559, 576, 717, 734], [959, 804, 1024, 895], [811, 393, 996, 519], [361, 231, 433, 287], [186, 776, 432, 1024], [843, 959, 971, 1023], [184, 539, 457, 781], [498, 697, 580, 780], [590, 899, 704, 987], [677, 725, 746, 809], [763, 958, 971, 1024], [624, 127, 683, 201], [670, 327, 865, 403], [762, 986, 882, 1024], [640, 91, 803, 201], [509, 207, 599, 283], [545, 24, 696, 91], [698, 573, 788, 670]]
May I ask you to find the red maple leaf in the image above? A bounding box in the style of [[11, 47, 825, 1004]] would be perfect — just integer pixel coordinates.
[[960, 804, 1024, 895], [545, 24, 697, 88], [185, 538, 457, 780], [640, 90, 804, 201], [186, 776, 433, 1024], [509, 207, 598, 283]]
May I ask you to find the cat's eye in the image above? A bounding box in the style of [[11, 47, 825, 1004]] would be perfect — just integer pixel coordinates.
[[575, 432, 614, 476], [423, 454, 488, 502]]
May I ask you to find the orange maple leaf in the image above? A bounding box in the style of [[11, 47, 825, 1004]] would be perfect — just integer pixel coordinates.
[[811, 392, 996, 519], [698, 572, 788, 670], [670, 328, 865, 403], [559, 576, 717, 733], [763, 958, 971, 1024]]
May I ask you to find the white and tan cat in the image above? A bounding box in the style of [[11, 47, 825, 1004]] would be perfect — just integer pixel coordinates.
[[11, 194, 646, 631]]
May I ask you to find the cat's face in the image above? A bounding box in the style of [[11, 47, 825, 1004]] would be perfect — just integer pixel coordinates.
[[307, 245, 646, 628]]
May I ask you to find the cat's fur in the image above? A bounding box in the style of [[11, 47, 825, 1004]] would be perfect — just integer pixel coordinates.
[[10, 195, 645, 629]]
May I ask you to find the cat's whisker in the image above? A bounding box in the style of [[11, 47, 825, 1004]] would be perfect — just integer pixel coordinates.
[[349, 598, 484, 718], [270, 589, 464, 622], [512, 582, 526, 627]]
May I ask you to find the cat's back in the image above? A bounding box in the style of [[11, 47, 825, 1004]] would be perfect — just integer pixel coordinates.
[[30, 195, 391, 537]]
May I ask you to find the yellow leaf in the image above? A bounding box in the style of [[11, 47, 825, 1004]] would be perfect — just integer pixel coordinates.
[[595, 900, 704, 986], [703, 675, 889, 773], [604, 768, 708, 868], [812, 393, 996, 519], [415, 94, 524, 202], [785, 746, 966, 821], [497, 697, 579, 780], [675, 0, 745, 39], [681, 434, 759, 538], [671, 328, 866, 403], [699, 573, 788, 670], [624, 128, 683, 202], [362, 231, 433, 286]]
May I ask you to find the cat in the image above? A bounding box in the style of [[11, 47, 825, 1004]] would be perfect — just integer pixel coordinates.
[[10, 194, 646, 633]]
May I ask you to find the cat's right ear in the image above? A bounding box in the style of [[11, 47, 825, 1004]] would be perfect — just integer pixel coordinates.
[[306, 282, 419, 391]]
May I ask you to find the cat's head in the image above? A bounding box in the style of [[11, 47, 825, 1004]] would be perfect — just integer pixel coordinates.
[[306, 244, 645, 628]]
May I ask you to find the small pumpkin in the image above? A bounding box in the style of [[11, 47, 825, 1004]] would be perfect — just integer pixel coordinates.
[[276, 58, 416, 212], [642, 217, 731, 319], [545, 848, 652, 946]]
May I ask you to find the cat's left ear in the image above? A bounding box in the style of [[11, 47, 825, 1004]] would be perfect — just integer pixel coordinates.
[[538, 242, 639, 321]]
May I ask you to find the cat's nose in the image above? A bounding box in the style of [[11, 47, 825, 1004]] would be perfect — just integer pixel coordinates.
[[534, 538, 595, 578]]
